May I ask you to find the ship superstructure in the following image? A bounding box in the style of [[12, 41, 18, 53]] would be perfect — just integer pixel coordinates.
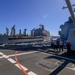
[[59, 0, 75, 50], [59, 17, 75, 42]]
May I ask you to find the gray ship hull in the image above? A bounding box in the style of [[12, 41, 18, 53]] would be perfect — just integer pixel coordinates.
[[0, 35, 50, 44]]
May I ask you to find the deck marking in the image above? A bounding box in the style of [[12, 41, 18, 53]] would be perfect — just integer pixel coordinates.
[[7, 58, 16, 64], [66, 67, 75, 71], [15, 51, 29, 75], [15, 64, 28, 71], [0, 52, 4, 55], [41, 52, 75, 62], [28, 71, 37, 75], [2, 55, 9, 58], [8, 51, 38, 57]]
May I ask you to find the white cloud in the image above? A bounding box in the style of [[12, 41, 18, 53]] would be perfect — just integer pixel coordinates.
[[43, 14, 48, 18]]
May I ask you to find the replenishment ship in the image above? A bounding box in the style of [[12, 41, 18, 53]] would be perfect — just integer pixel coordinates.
[[0, 24, 51, 45]]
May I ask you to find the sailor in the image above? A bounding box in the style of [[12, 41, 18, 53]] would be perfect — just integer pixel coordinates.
[[59, 40, 64, 52], [56, 39, 60, 51], [66, 41, 71, 56], [51, 40, 54, 48], [54, 40, 58, 51]]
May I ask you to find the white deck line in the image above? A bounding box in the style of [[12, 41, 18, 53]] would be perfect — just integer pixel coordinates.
[[2, 55, 9, 58], [8, 51, 38, 57], [0, 52, 4, 55], [41, 52, 75, 72], [15, 64, 28, 71], [41, 52, 75, 62], [7, 58, 16, 64], [28, 71, 37, 75], [66, 67, 75, 71]]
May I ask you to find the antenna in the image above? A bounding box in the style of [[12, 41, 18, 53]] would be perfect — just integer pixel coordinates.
[[63, 0, 75, 24], [62, 4, 75, 9]]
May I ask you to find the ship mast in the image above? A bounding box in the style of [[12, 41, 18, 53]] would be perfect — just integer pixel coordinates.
[[65, 0, 75, 24]]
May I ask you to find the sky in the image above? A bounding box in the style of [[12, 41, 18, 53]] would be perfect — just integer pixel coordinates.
[[0, 0, 75, 36]]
